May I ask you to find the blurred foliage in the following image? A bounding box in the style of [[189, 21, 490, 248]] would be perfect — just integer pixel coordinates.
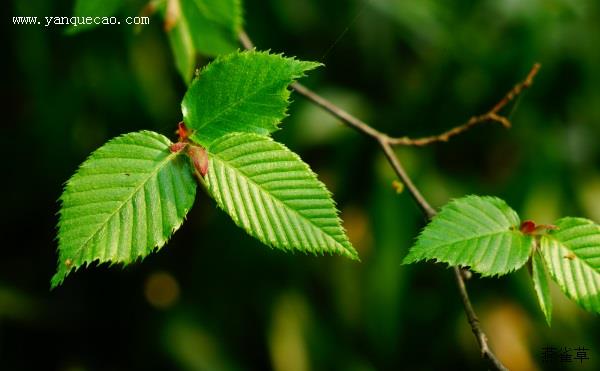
[[3, 0, 600, 370]]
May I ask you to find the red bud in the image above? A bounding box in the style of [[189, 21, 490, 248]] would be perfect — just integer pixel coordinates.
[[520, 220, 537, 234], [187, 145, 208, 177], [170, 142, 187, 153], [176, 122, 191, 142]]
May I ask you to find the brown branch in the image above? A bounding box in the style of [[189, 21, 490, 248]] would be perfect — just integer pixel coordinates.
[[454, 267, 508, 371], [291, 82, 386, 141], [380, 133, 506, 370], [378, 138, 437, 218], [491, 63, 540, 113], [388, 63, 541, 146], [239, 32, 540, 152], [292, 66, 538, 151], [237, 31, 528, 370]]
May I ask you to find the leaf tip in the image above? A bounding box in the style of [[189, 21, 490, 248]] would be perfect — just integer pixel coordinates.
[[343, 245, 361, 261], [401, 247, 422, 265], [300, 60, 323, 72], [50, 271, 65, 290]]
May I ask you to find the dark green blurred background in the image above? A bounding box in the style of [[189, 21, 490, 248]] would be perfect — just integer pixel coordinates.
[[4, 0, 600, 370]]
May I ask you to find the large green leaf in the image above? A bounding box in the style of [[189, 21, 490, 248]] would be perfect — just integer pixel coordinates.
[[205, 133, 357, 260], [182, 51, 321, 146], [531, 250, 553, 325], [52, 131, 197, 288], [541, 217, 600, 314], [67, 0, 122, 34], [403, 196, 534, 276]]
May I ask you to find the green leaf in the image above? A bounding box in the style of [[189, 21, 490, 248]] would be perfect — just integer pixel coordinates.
[[165, 0, 242, 81], [188, 0, 242, 55], [193, 0, 243, 33], [540, 217, 600, 314], [165, 0, 197, 81], [67, 0, 122, 34], [530, 250, 553, 325], [52, 131, 197, 288], [205, 133, 357, 260], [182, 50, 321, 147], [403, 195, 534, 276]]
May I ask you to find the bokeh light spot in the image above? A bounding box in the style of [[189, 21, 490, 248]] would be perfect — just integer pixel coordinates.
[[144, 271, 180, 309]]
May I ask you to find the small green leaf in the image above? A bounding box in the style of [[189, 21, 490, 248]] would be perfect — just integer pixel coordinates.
[[193, 0, 242, 33], [540, 217, 600, 314], [205, 133, 357, 260], [67, 0, 122, 34], [182, 50, 321, 147], [531, 250, 553, 325], [189, 0, 242, 55], [403, 195, 534, 276], [165, 0, 197, 81], [165, 0, 242, 81], [52, 131, 197, 288]]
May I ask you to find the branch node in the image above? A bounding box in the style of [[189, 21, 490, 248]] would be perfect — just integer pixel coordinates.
[[488, 112, 512, 129]]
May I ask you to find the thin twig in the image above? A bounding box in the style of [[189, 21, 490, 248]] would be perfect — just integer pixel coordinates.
[[388, 63, 541, 146], [491, 63, 540, 113], [291, 82, 384, 140], [454, 267, 509, 371], [291, 62, 538, 149], [236, 31, 531, 371], [243, 29, 539, 151], [378, 138, 437, 218]]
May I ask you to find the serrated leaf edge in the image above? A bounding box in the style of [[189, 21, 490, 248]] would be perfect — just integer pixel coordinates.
[[403, 195, 532, 277], [52, 131, 196, 288], [531, 249, 553, 325], [183, 50, 322, 145], [205, 133, 358, 260]]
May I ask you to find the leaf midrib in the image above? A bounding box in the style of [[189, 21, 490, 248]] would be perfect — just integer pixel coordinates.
[[423, 228, 520, 249], [65, 148, 180, 262], [188, 73, 290, 138], [210, 152, 350, 254]]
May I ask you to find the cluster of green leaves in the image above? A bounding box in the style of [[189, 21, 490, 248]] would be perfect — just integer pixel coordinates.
[[62, 0, 600, 330], [403, 195, 600, 323], [52, 50, 358, 288]]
